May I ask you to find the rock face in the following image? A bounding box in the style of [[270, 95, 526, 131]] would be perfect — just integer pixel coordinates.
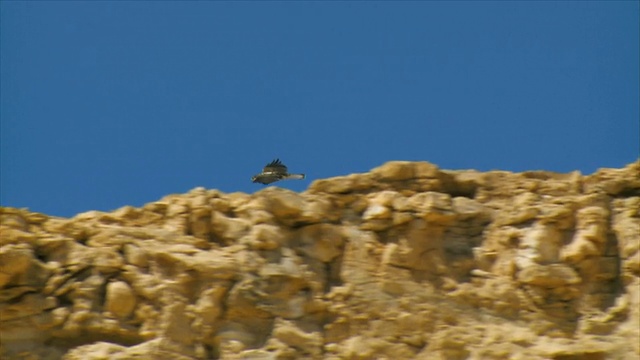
[[1, 160, 639, 360]]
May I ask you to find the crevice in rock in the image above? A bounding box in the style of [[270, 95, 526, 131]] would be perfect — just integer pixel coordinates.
[[46, 333, 146, 352]]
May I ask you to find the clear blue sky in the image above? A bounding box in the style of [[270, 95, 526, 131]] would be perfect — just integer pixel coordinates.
[[1, 1, 638, 218]]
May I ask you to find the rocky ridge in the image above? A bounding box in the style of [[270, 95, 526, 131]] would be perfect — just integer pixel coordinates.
[[1, 160, 639, 359]]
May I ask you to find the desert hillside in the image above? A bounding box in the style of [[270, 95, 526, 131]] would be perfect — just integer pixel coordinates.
[[1, 161, 639, 360]]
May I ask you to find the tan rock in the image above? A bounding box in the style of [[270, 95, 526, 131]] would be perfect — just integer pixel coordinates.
[[296, 223, 345, 262], [104, 281, 137, 319], [517, 221, 564, 267], [452, 196, 489, 221], [211, 211, 250, 245], [0, 244, 35, 287], [561, 206, 609, 263], [234, 199, 276, 225], [1, 160, 639, 360], [123, 244, 149, 268], [517, 264, 581, 287], [0, 228, 36, 246], [372, 161, 439, 181], [93, 248, 125, 274], [272, 318, 322, 356], [0, 208, 29, 229], [308, 173, 375, 194], [189, 206, 212, 240], [62, 341, 126, 359], [299, 195, 338, 224], [258, 187, 305, 222], [613, 200, 640, 256], [244, 224, 289, 250], [0, 293, 57, 321], [583, 161, 640, 196], [362, 203, 392, 221], [405, 192, 456, 223]]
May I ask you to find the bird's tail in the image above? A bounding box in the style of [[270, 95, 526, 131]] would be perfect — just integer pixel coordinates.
[[285, 173, 305, 180]]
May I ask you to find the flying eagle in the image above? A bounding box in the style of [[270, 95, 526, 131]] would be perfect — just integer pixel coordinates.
[[252, 159, 305, 185]]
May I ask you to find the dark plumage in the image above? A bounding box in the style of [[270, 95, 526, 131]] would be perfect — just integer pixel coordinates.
[[252, 159, 305, 185]]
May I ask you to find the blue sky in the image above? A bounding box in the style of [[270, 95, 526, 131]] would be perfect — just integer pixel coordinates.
[[1, 1, 638, 218]]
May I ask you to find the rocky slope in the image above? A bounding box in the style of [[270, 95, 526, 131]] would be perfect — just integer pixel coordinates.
[[1, 160, 639, 360]]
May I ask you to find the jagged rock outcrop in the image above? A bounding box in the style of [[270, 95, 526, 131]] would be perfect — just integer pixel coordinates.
[[1, 160, 639, 359]]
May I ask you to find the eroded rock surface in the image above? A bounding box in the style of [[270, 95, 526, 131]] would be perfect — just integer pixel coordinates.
[[1, 160, 639, 359]]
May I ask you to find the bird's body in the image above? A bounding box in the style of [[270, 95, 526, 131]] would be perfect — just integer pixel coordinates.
[[252, 159, 305, 185]]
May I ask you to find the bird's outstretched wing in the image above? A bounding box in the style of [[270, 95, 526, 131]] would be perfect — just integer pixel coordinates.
[[263, 159, 288, 175]]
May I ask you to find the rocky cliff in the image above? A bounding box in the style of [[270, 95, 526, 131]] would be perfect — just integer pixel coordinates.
[[1, 161, 639, 360]]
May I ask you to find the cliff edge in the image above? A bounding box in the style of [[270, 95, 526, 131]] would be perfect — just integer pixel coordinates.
[[1, 161, 639, 359]]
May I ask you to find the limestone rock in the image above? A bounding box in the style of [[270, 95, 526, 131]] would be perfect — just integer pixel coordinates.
[[104, 281, 137, 319], [517, 264, 581, 287], [211, 211, 250, 245], [1, 159, 639, 360], [258, 187, 305, 222], [308, 173, 375, 194], [296, 223, 345, 263], [272, 318, 322, 356]]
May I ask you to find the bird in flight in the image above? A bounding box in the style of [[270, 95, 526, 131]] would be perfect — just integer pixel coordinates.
[[252, 159, 305, 185]]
